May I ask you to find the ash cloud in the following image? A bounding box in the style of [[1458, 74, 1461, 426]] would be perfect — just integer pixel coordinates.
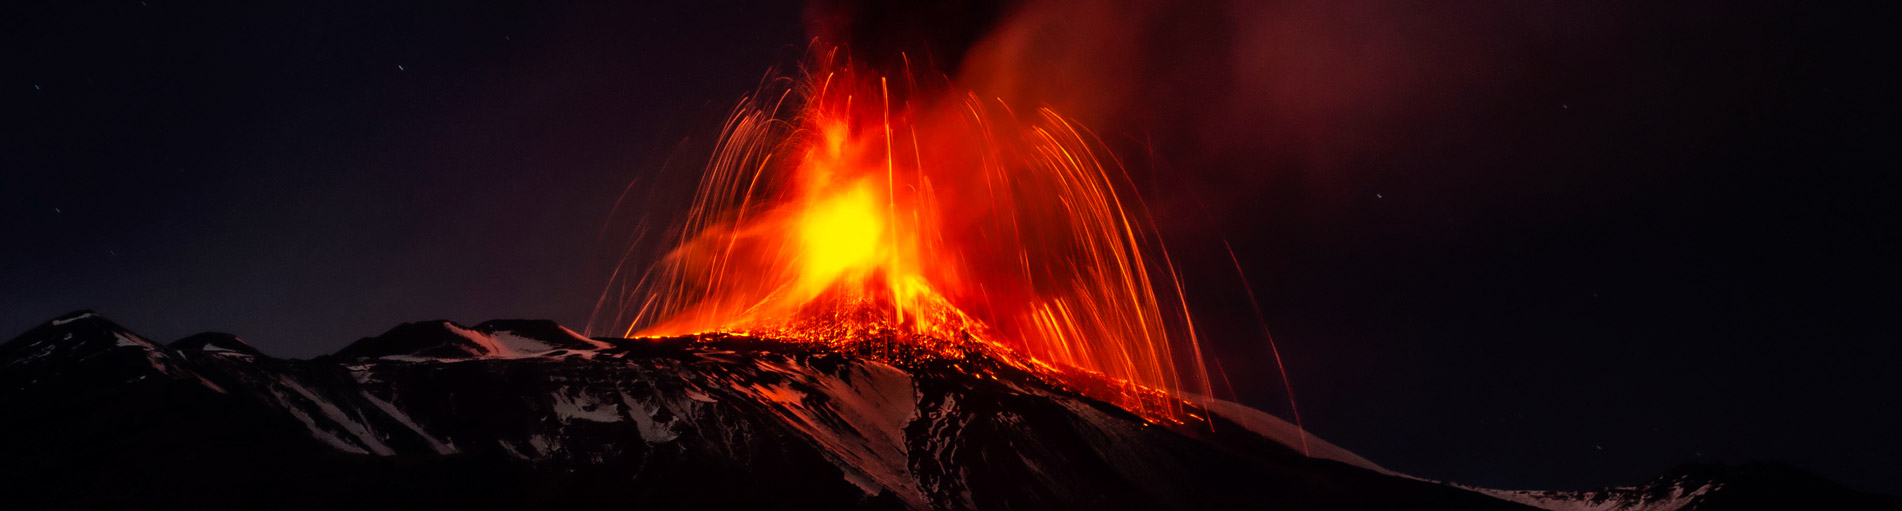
[[812, 0, 1642, 230]]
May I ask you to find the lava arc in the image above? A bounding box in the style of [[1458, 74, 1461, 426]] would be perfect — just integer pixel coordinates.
[[601, 51, 1211, 417]]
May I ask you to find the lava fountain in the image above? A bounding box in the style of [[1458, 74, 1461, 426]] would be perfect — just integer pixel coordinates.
[[602, 50, 1212, 418]]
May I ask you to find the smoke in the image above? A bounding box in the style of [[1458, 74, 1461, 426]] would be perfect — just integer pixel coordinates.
[[798, 0, 1640, 397], [811, 0, 1630, 223], [959, 0, 1572, 205]]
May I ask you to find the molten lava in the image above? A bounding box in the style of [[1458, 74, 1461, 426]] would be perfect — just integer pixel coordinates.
[[606, 52, 1211, 417]]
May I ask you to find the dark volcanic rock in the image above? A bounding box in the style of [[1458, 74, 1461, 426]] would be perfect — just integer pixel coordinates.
[[171, 332, 264, 356], [471, 318, 604, 351], [330, 319, 608, 361], [1, 312, 1890, 510], [331, 320, 497, 359]]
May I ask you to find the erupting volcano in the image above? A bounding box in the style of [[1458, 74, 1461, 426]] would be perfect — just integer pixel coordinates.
[[597, 51, 1214, 419], [9, 0, 1894, 509]]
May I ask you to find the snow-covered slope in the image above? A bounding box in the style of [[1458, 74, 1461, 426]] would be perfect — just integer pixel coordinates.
[[1191, 396, 1392, 475], [1, 311, 1891, 510]]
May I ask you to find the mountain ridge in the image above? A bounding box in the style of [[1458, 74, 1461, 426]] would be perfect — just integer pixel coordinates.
[[1, 311, 1891, 510]]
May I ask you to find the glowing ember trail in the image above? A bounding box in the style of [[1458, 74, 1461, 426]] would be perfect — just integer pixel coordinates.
[[603, 51, 1212, 418]]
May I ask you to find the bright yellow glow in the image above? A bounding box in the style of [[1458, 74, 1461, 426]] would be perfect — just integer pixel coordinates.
[[795, 182, 884, 295], [606, 54, 1217, 420]]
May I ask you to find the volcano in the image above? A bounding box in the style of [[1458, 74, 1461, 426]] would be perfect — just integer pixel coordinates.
[[1, 310, 1890, 510]]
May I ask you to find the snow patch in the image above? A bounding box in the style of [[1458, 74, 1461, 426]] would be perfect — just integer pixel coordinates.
[[560, 327, 615, 350], [489, 332, 556, 355], [619, 391, 679, 443], [113, 332, 152, 348], [741, 359, 926, 508], [494, 324, 611, 351], [498, 439, 530, 460], [432, 322, 608, 358], [276, 378, 393, 456], [283, 406, 371, 455], [527, 434, 554, 457], [1194, 397, 1392, 475], [19, 342, 61, 364], [358, 390, 458, 454], [1467, 482, 1719, 511], [551, 387, 624, 423], [441, 322, 507, 356], [50, 312, 97, 325]]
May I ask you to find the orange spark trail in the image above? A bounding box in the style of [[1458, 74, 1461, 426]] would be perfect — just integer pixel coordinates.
[[1222, 238, 1309, 456], [599, 51, 1217, 418]]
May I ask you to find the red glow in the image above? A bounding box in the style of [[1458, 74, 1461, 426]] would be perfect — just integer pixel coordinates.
[[608, 51, 1211, 418]]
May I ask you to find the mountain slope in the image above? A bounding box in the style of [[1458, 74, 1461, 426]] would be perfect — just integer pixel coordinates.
[[1, 311, 1891, 510]]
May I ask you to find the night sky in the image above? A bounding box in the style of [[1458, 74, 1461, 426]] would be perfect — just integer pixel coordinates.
[[6, 0, 1896, 496]]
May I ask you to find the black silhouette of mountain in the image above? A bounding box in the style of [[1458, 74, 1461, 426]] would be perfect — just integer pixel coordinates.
[[1, 310, 1892, 510]]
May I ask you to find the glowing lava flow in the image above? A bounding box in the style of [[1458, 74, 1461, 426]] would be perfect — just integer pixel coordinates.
[[605, 53, 1211, 417]]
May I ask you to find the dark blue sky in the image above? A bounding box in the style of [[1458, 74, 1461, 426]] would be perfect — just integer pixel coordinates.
[[5, 0, 1895, 496]]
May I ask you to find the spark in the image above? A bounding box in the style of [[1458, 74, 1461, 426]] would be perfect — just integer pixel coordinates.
[[1221, 238, 1309, 456], [600, 51, 1217, 419]]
